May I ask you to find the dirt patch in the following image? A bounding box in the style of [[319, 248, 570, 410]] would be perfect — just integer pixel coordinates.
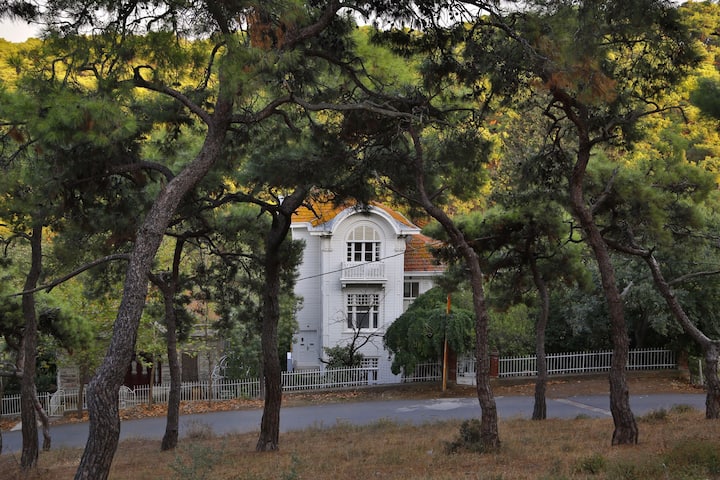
[[0, 369, 701, 432]]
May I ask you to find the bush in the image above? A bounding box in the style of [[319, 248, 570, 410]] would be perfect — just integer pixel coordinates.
[[574, 453, 606, 475], [444, 419, 492, 454], [670, 404, 695, 414], [639, 408, 668, 423], [170, 441, 224, 480]]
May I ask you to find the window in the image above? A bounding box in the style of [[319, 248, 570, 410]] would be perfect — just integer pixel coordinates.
[[361, 357, 379, 369], [403, 281, 420, 312], [346, 225, 380, 262], [404, 281, 419, 299], [347, 293, 380, 329]]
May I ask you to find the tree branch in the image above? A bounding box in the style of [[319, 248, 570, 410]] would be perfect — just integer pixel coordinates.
[[669, 270, 720, 286], [132, 66, 213, 125], [10, 253, 131, 296]]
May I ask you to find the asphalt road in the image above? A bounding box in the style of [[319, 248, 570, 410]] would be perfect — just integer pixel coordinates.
[[0, 392, 707, 455]]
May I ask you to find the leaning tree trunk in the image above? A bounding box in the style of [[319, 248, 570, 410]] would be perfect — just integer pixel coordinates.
[[469, 260, 501, 450], [636, 251, 720, 419], [20, 224, 43, 469], [74, 108, 232, 480], [33, 387, 51, 450], [569, 135, 637, 445], [530, 258, 549, 421], [408, 130, 500, 451]]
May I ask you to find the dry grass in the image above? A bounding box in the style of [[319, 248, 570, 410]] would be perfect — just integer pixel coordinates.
[[3, 406, 720, 480]]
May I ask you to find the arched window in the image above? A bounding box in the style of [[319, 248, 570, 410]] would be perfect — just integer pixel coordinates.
[[346, 225, 380, 262]]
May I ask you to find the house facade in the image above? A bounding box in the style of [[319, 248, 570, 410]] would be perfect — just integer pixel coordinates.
[[290, 202, 443, 379]]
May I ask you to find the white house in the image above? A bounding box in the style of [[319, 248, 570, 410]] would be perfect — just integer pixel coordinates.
[[290, 201, 444, 380]]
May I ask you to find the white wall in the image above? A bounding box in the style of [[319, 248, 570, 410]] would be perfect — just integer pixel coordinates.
[[291, 207, 420, 372]]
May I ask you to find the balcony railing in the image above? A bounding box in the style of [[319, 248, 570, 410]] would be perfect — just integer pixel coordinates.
[[340, 261, 385, 283]]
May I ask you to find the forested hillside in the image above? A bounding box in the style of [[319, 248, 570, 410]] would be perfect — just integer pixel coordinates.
[[1, 1, 720, 477]]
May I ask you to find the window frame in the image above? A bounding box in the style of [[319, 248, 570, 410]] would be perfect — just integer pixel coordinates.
[[346, 225, 381, 263], [346, 292, 380, 330]]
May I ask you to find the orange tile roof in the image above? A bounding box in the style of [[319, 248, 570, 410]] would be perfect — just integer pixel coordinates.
[[292, 199, 356, 227], [404, 234, 445, 273], [293, 200, 416, 229], [293, 199, 443, 273]]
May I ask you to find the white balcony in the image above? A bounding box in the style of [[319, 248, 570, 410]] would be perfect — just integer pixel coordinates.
[[340, 261, 386, 284]]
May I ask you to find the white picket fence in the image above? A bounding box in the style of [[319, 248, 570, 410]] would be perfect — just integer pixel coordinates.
[[459, 348, 675, 379], [1, 350, 676, 417], [1, 362, 438, 417]]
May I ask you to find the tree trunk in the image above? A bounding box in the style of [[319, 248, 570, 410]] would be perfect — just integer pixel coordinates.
[[74, 108, 232, 480], [20, 224, 43, 469], [162, 314, 181, 450], [148, 361, 154, 406], [405, 129, 500, 451], [256, 267, 282, 451], [256, 190, 306, 452], [635, 251, 720, 419], [704, 343, 720, 419], [568, 133, 637, 445], [33, 387, 51, 450], [419, 209, 499, 447], [154, 245, 184, 452], [1, 376, 5, 454], [77, 372, 85, 419], [467, 250, 501, 450], [530, 258, 549, 421]]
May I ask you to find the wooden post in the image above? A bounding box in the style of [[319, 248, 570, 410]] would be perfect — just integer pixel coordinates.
[[442, 294, 451, 392]]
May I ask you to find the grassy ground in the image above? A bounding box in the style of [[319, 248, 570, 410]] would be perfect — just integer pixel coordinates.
[[1, 371, 713, 480]]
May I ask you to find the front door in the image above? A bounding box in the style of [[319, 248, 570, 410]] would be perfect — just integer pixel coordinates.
[[294, 330, 319, 368]]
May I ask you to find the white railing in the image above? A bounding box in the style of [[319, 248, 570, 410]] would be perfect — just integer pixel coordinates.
[[1, 349, 677, 417], [403, 362, 443, 383], [1, 366, 383, 417], [282, 366, 380, 391], [495, 348, 676, 378], [340, 261, 385, 281]]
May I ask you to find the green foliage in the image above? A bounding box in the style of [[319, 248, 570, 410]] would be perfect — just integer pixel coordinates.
[[574, 453, 607, 475], [488, 304, 535, 356], [170, 440, 223, 480], [323, 344, 364, 368], [690, 76, 720, 120], [639, 408, 669, 423], [384, 286, 474, 375]]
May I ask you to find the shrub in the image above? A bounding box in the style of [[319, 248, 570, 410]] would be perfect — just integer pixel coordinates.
[[170, 442, 224, 480], [639, 408, 668, 423], [670, 404, 695, 414], [574, 453, 606, 475], [444, 419, 490, 454]]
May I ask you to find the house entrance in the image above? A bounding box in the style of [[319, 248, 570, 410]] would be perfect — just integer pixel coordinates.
[[295, 330, 319, 368]]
